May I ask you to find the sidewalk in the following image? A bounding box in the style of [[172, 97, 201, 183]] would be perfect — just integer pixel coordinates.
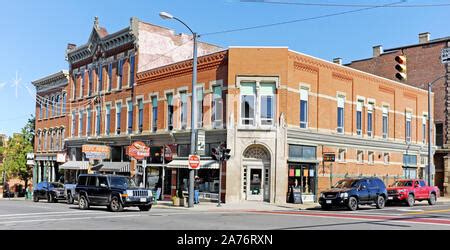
[[153, 200, 320, 211]]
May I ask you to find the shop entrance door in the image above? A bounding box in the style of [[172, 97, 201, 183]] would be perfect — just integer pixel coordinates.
[[245, 166, 263, 201]]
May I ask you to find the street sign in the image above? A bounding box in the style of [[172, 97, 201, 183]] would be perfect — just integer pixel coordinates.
[[323, 153, 335, 162], [82, 144, 111, 160], [127, 141, 150, 160], [441, 48, 450, 64], [197, 129, 205, 156], [188, 154, 201, 169]]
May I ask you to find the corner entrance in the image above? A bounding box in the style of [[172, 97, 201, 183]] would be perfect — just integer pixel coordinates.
[[242, 145, 271, 202]]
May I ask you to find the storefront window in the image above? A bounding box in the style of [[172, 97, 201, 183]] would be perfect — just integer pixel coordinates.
[[287, 164, 315, 203], [289, 145, 316, 160]]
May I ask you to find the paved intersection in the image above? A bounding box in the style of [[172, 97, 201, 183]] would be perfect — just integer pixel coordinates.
[[1, 199, 450, 230]]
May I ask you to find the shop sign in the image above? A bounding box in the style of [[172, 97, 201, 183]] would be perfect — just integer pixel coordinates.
[[323, 153, 335, 162], [197, 129, 205, 156], [82, 144, 111, 160], [56, 153, 66, 163], [127, 141, 150, 161], [164, 145, 173, 161], [188, 155, 201, 169]]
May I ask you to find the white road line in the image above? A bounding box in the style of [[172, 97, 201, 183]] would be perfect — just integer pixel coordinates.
[[0, 210, 101, 218], [0, 214, 142, 225], [0, 212, 109, 220]]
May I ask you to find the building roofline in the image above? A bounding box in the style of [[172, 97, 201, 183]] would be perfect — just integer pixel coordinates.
[[32, 70, 69, 86], [384, 36, 450, 52], [288, 49, 431, 95], [345, 50, 398, 65]]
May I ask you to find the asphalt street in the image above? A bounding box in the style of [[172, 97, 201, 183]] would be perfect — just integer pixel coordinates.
[[1, 199, 450, 230]]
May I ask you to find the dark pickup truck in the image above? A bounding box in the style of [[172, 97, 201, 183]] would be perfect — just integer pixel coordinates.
[[74, 174, 153, 212]]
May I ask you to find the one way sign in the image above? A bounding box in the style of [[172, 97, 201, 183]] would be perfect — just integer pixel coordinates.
[[441, 48, 450, 64]]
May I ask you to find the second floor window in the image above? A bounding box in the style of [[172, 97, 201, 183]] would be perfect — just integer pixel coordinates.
[[127, 100, 133, 134], [260, 83, 275, 126], [368, 151, 374, 164], [116, 103, 122, 135], [367, 103, 373, 137], [300, 89, 308, 128], [406, 112, 412, 143], [152, 96, 158, 132], [357, 150, 364, 163], [105, 104, 111, 135], [382, 107, 389, 139], [197, 87, 203, 128], [167, 94, 174, 131], [138, 99, 143, 133], [88, 69, 93, 96], [98, 65, 103, 93], [422, 115, 427, 144], [240, 82, 256, 126], [108, 63, 113, 92], [356, 101, 363, 136], [117, 59, 123, 90], [129, 55, 135, 87], [212, 85, 223, 128], [96, 106, 101, 136], [180, 91, 187, 129], [86, 108, 91, 136], [337, 96, 345, 134], [55, 95, 60, 117], [78, 111, 83, 137]]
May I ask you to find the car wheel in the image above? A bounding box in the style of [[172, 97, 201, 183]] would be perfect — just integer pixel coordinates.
[[47, 193, 54, 203], [428, 193, 437, 205], [79, 195, 89, 210], [67, 193, 74, 204], [376, 195, 385, 209], [138, 205, 152, 211], [347, 197, 358, 211], [109, 196, 123, 212], [407, 194, 415, 207], [33, 194, 39, 202]]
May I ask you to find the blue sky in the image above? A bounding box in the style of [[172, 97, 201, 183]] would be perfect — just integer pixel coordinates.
[[0, 0, 449, 136]]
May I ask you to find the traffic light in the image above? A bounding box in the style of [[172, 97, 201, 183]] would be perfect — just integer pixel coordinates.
[[394, 55, 407, 81], [222, 148, 231, 161]]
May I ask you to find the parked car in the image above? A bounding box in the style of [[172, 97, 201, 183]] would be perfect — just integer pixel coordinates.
[[64, 183, 77, 204], [74, 174, 153, 212], [387, 179, 440, 207], [319, 177, 388, 211], [33, 182, 66, 203]]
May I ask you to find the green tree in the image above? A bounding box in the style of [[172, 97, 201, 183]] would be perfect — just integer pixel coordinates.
[[2, 115, 35, 188]]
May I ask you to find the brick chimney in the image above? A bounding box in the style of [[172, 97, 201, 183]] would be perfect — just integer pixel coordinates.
[[373, 45, 383, 57], [419, 32, 430, 44], [333, 58, 342, 65]]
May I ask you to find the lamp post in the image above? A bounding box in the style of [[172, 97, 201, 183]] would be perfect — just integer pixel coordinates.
[[160, 11, 198, 208], [427, 75, 447, 186]]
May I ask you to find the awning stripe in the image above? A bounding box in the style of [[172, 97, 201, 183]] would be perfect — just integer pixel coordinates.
[[166, 160, 219, 169], [93, 162, 131, 172], [59, 161, 90, 170]]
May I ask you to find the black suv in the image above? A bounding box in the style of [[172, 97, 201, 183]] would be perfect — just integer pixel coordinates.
[[33, 182, 66, 203], [74, 174, 153, 212], [319, 177, 388, 211]]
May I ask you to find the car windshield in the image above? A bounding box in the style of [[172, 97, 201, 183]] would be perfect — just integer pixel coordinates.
[[110, 176, 137, 189], [50, 183, 64, 188], [392, 181, 413, 187], [332, 179, 358, 188]]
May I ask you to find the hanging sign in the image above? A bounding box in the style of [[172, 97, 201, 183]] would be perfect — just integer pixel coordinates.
[[127, 141, 150, 161]]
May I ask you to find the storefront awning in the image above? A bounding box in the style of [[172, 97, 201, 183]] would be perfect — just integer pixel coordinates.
[[59, 161, 90, 170], [92, 162, 131, 173], [166, 159, 219, 169]]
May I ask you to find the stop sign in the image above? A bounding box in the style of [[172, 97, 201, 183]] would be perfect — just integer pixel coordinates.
[[188, 155, 201, 169]]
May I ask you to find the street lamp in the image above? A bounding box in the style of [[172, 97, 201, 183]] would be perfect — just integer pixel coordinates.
[[427, 75, 447, 186], [160, 11, 198, 208]]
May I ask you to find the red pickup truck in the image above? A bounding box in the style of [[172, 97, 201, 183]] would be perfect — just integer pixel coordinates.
[[387, 179, 440, 207]]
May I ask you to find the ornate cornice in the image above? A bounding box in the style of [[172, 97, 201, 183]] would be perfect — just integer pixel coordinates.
[[293, 61, 319, 74], [32, 70, 69, 93], [289, 52, 428, 95], [137, 50, 228, 82], [332, 72, 353, 82]]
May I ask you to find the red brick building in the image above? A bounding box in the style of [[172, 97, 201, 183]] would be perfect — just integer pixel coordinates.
[[346, 33, 450, 194]]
